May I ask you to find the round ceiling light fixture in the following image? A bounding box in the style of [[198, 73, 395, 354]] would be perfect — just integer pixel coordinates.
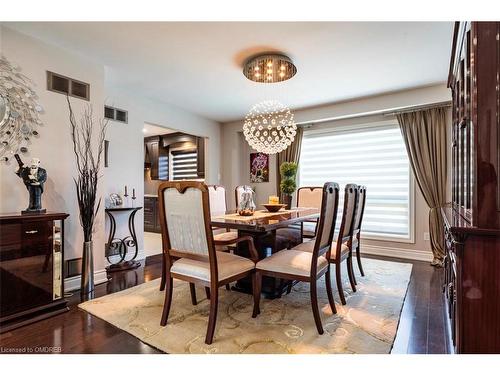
[[243, 53, 297, 83], [243, 100, 297, 154]]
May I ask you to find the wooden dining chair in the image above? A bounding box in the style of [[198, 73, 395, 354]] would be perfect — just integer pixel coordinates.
[[157, 181, 259, 345], [208, 184, 240, 292], [350, 185, 367, 279], [296, 186, 323, 238], [330, 184, 358, 304], [160, 184, 238, 297], [252, 182, 340, 335], [208, 185, 238, 244], [294, 184, 358, 305]]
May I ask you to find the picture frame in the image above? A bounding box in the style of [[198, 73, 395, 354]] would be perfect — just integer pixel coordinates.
[[250, 152, 269, 183]]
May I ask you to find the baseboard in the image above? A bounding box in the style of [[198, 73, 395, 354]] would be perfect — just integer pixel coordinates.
[[64, 249, 146, 292], [361, 244, 433, 262], [64, 269, 109, 292], [145, 253, 163, 265]]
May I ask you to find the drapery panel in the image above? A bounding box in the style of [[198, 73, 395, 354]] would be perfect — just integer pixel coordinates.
[[397, 107, 447, 266]]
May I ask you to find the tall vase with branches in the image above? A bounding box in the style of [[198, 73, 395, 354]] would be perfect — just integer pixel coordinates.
[[66, 96, 108, 297]]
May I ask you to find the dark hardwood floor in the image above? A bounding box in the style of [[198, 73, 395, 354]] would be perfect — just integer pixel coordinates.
[[390, 256, 451, 354], [0, 254, 450, 354]]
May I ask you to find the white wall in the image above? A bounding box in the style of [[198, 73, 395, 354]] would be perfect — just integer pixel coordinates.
[[0, 26, 107, 273], [103, 87, 221, 258], [0, 26, 223, 276], [221, 84, 452, 261]]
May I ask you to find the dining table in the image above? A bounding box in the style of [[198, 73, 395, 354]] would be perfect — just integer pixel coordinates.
[[211, 207, 320, 298]]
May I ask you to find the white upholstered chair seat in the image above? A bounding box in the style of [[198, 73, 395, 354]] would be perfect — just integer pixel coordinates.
[[292, 240, 315, 252], [213, 231, 239, 242], [293, 240, 349, 260], [256, 250, 328, 278], [170, 252, 254, 282]]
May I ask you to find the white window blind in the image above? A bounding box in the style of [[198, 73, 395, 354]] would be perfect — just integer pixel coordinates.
[[158, 155, 169, 180], [299, 123, 411, 239], [171, 149, 198, 180]]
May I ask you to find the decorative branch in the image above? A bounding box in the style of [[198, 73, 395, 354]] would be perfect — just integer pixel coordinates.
[[67, 96, 108, 242]]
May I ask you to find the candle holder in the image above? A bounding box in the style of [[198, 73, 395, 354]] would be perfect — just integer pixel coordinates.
[[124, 185, 130, 207]]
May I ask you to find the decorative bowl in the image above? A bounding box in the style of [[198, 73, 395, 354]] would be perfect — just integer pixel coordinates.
[[237, 209, 255, 216], [262, 204, 287, 213]]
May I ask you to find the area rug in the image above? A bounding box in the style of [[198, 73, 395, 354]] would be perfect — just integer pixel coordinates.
[[79, 258, 412, 354]]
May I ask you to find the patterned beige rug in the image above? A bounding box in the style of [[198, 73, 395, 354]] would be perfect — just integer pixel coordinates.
[[79, 258, 412, 354]]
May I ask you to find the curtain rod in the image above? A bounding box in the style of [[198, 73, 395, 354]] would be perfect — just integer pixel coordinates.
[[297, 100, 452, 127], [382, 100, 452, 116]]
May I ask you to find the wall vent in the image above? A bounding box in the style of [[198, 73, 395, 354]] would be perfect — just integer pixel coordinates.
[[47, 71, 90, 101], [104, 105, 128, 124]]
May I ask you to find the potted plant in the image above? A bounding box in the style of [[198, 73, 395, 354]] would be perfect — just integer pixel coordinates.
[[279, 162, 298, 209], [67, 97, 108, 298]]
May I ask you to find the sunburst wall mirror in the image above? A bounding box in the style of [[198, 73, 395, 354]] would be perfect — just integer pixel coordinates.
[[0, 55, 43, 162]]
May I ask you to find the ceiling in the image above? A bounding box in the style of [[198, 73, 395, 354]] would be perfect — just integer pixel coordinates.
[[4, 22, 453, 123]]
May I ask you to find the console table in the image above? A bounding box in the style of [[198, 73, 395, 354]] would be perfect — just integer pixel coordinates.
[[0, 212, 69, 333], [105, 206, 142, 272]]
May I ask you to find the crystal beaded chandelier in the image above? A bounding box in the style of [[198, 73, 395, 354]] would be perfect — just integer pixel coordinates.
[[242, 52, 298, 154], [243, 100, 297, 154]]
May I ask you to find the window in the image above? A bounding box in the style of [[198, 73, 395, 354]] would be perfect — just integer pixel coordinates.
[[158, 154, 169, 180], [171, 149, 198, 180], [299, 122, 413, 241]]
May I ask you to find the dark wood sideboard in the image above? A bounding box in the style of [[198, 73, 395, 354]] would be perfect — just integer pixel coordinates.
[[444, 21, 500, 353], [0, 212, 69, 333]]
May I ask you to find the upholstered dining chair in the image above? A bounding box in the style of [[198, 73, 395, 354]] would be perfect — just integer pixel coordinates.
[[350, 185, 367, 279], [160, 184, 239, 298], [157, 181, 259, 345], [295, 184, 358, 305], [208, 185, 239, 244], [252, 182, 340, 334], [208, 184, 240, 293], [296, 186, 323, 238], [329, 184, 358, 304]]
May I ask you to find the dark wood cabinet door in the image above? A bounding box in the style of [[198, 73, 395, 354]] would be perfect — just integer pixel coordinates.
[[0, 220, 54, 318], [144, 197, 157, 232], [197, 137, 205, 178], [148, 140, 160, 180]]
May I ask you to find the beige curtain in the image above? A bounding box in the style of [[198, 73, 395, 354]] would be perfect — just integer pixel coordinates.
[[276, 127, 303, 200], [397, 107, 447, 266]]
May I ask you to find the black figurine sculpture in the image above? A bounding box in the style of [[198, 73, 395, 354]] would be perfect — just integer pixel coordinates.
[[14, 154, 47, 214]]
